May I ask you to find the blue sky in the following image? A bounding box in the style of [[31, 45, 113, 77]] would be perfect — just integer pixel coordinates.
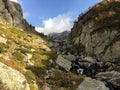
[[10, 0, 102, 34]]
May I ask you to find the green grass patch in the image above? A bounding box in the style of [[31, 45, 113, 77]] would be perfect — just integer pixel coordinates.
[[24, 70, 36, 82], [15, 48, 32, 54], [0, 43, 9, 53], [12, 51, 24, 61]]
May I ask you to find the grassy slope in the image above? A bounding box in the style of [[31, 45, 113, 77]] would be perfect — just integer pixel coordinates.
[[0, 21, 54, 89], [0, 21, 84, 90]]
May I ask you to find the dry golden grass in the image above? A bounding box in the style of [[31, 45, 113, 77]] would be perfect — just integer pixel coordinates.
[[0, 21, 54, 90]]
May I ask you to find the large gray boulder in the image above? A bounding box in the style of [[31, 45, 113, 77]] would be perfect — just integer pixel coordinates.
[[63, 54, 76, 61], [77, 77, 109, 90], [56, 55, 72, 71], [0, 62, 30, 90], [70, 1, 120, 61]]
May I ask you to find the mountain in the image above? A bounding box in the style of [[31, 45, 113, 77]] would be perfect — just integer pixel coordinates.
[[0, 1, 83, 90], [0, 0, 120, 90], [70, 0, 120, 61], [0, 0, 37, 34], [0, 21, 86, 90], [49, 31, 70, 40]]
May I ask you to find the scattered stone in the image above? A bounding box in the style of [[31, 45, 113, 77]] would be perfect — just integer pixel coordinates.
[[31, 80, 38, 90], [83, 57, 96, 63], [26, 53, 32, 60], [3, 55, 10, 60], [27, 60, 34, 66], [1, 34, 5, 37], [24, 53, 32, 62], [49, 59, 53, 63], [72, 81, 76, 85], [44, 75, 50, 80], [42, 83, 51, 90], [78, 61, 92, 69], [0, 36, 7, 44], [23, 53, 34, 66], [30, 49, 35, 52]]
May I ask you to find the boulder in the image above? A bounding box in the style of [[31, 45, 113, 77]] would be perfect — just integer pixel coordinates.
[[77, 77, 109, 90], [83, 57, 96, 63], [56, 55, 72, 71], [0, 62, 30, 90], [95, 71, 120, 89], [63, 54, 76, 61]]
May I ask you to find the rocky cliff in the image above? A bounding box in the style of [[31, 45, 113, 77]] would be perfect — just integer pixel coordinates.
[[0, 0, 37, 34], [70, 0, 120, 61]]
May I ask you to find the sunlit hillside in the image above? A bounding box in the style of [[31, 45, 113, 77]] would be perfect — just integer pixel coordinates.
[[0, 20, 54, 89], [0, 20, 85, 90]]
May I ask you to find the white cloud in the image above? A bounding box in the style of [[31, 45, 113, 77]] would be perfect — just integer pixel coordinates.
[[36, 14, 72, 35], [10, 0, 18, 3]]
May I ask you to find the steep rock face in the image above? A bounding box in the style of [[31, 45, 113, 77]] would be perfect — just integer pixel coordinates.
[[70, 1, 120, 61], [0, 0, 37, 34], [0, 62, 30, 90]]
